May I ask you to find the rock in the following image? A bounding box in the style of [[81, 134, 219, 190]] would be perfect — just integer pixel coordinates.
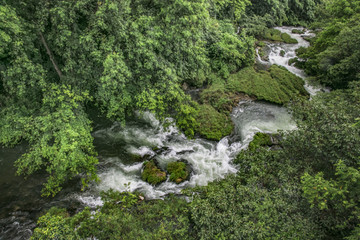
[[141, 160, 167, 185], [152, 146, 171, 155], [167, 160, 191, 184], [280, 50, 286, 57]]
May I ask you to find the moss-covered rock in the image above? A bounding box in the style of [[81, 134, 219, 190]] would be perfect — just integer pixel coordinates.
[[281, 33, 298, 44], [195, 104, 234, 141], [292, 29, 305, 34], [141, 160, 166, 185], [262, 29, 298, 44], [263, 29, 283, 41], [280, 50, 286, 57], [129, 154, 145, 162], [248, 132, 272, 151], [167, 161, 190, 184], [226, 65, 308, 104]]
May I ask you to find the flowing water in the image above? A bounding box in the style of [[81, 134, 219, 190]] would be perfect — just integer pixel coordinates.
[[1, 26, 316, 239], [256, 26, 329, 95]]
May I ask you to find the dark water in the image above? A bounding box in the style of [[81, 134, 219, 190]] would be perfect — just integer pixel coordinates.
[[0, 144, 85, 240]]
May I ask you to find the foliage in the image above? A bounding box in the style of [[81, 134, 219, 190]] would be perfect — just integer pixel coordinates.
[[248, 132, 272, 151], [302, 160, 360, 238], [167, 161, 189, 183], [0, 84, 98, 197], [31, 207, 79, 240], [283, 82, 360, 172], [33, 192, 192, 240], [188, 172, 322, 239], [299, 0, 360, 88], [195, 104, 234, 140], [0, 0, 254, 194], [141, 160, 167, 185]]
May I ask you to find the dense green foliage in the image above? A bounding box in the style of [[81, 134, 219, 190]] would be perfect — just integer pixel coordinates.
[[0, 0, 253, 194], [4, 0, 360, 239], [32, 192, 192, 240], [239, 0, 320, 36], [299, 0, 360, 89], [248, 132, 272, 151]]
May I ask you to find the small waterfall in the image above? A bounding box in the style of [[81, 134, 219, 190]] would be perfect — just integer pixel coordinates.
[[259, 26, 329, 95]]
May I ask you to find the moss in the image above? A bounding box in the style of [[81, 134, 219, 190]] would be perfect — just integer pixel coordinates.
[[167, 161, 189, 184], [129, 154, 144, 162], [141, 160, 167, 185], [280, 50, 286, 57], [281, 33, 298, 44], [248, 132, 272, 151], [262, 29, 298, 44], [226, 65, 308, 104], [200, 84, 244, 113], [263, 29, 283, 41], [195, 104, 234, 141], [291, 29, 305, 34]]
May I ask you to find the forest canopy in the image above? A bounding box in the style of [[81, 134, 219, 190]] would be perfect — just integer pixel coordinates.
[[0, 0, 256, 196]]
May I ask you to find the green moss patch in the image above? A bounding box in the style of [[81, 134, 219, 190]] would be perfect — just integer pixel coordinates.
[[262, 29, 298, 44], [292, 29, 305, 34], [195, 104, 234, 141], [281, 33, 298, 44], [141, 160, 167, 185], [226, 65, 308, 104], [167, 161, 190, 184], [248, 132, 272, 151], [263, 29, 283, 41]]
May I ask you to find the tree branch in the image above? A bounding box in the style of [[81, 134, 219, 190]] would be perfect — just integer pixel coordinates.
[[39, 32, 63, 78]]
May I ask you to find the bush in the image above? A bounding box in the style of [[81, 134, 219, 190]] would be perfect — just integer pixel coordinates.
[[248, 132, 272, 151]]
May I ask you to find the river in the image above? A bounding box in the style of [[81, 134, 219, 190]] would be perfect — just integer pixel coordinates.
[[0, 26, 317, 239]]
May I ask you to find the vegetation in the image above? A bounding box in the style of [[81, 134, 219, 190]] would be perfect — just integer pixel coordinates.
[[32, 191, 192, 240], [298, 0, 360, 89], [261, 28, 298, 43], [167, 161, 190, 184], [3, 0, 360, 239], [248, 132, 272, 151], [141, 160, 166, 185], [200, 65, 308, 108], [195, 104, 234, 140], [0, 0, 253, 195]]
